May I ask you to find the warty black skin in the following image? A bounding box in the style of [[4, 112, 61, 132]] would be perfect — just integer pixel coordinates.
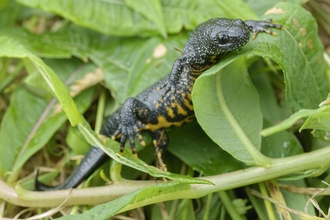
[[35, 18, 282, 191]]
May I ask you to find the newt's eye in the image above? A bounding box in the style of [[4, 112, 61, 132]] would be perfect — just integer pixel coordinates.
[[217, 34, 229, 44]]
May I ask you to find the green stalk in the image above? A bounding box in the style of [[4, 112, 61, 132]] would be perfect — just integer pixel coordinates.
[[258, 182, 275, 220], [95, 88, 105, 134], [202, 193, 212, 220], [1, 145, 330, 208], [218, 191, 243, 220], [245, 186, 268, 220]]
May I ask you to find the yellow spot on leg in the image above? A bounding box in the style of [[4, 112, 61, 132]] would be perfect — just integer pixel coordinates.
[[153, 140, 167, 172], [131, 148, 138, 158], [138, 135, 146, 146], [157, 155, 167, 172]]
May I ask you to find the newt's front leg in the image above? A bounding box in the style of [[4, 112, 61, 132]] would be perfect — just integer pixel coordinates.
[[110, 97, 150, 156], [244, 19, 284, 39], [109, 98, 170, 170]]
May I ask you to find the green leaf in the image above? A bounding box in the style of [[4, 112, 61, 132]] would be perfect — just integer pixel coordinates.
[[250, 64, 289, 122], [193, 58, 267, 165], [57, 182, 191, 220], [274, 3, 329, 110], [16, 0, 159, 37], [16, 0, 257, 37], [168, 122, 244, 176], [261, 120, 303, 158], [162, 0, 257, 33], [194, 2, 328, 164], [124, 0, 167, 38], [247, 0, 284, 17]]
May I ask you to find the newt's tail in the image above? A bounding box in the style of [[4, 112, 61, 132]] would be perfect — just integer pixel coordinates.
[[34, 146, 107, 191]]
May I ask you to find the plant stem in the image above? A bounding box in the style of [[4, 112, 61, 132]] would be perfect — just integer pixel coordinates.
[[95, 88, 105, 134], [1, 146, 330, 208], [218, 191, 243, 220], [258, 182, 275, 220], [202, 193, 212, 220]]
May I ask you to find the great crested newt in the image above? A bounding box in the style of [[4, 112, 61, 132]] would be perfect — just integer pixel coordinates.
[[35, 18, 283, 191]]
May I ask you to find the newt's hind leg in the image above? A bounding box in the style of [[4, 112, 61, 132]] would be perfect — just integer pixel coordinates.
[[151, 129, 169, 172]]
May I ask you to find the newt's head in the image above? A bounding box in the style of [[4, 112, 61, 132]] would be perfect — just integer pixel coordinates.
[[183, 18, 250, 66]]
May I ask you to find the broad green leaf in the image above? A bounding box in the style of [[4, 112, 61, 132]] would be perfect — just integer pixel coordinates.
[[162, 0, 257, 33], [261, 120, 303, 158], [193, 58, 267, 165], [194, 2, 328, 164], [58, 182, 191, 220], [16, 0, 256, 37], [16, 0, 158, 37], [247, 0, 285, 16], [168, 122, 244, 176], [124, 0, 167, 37], [250, 64, 289, 122]]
